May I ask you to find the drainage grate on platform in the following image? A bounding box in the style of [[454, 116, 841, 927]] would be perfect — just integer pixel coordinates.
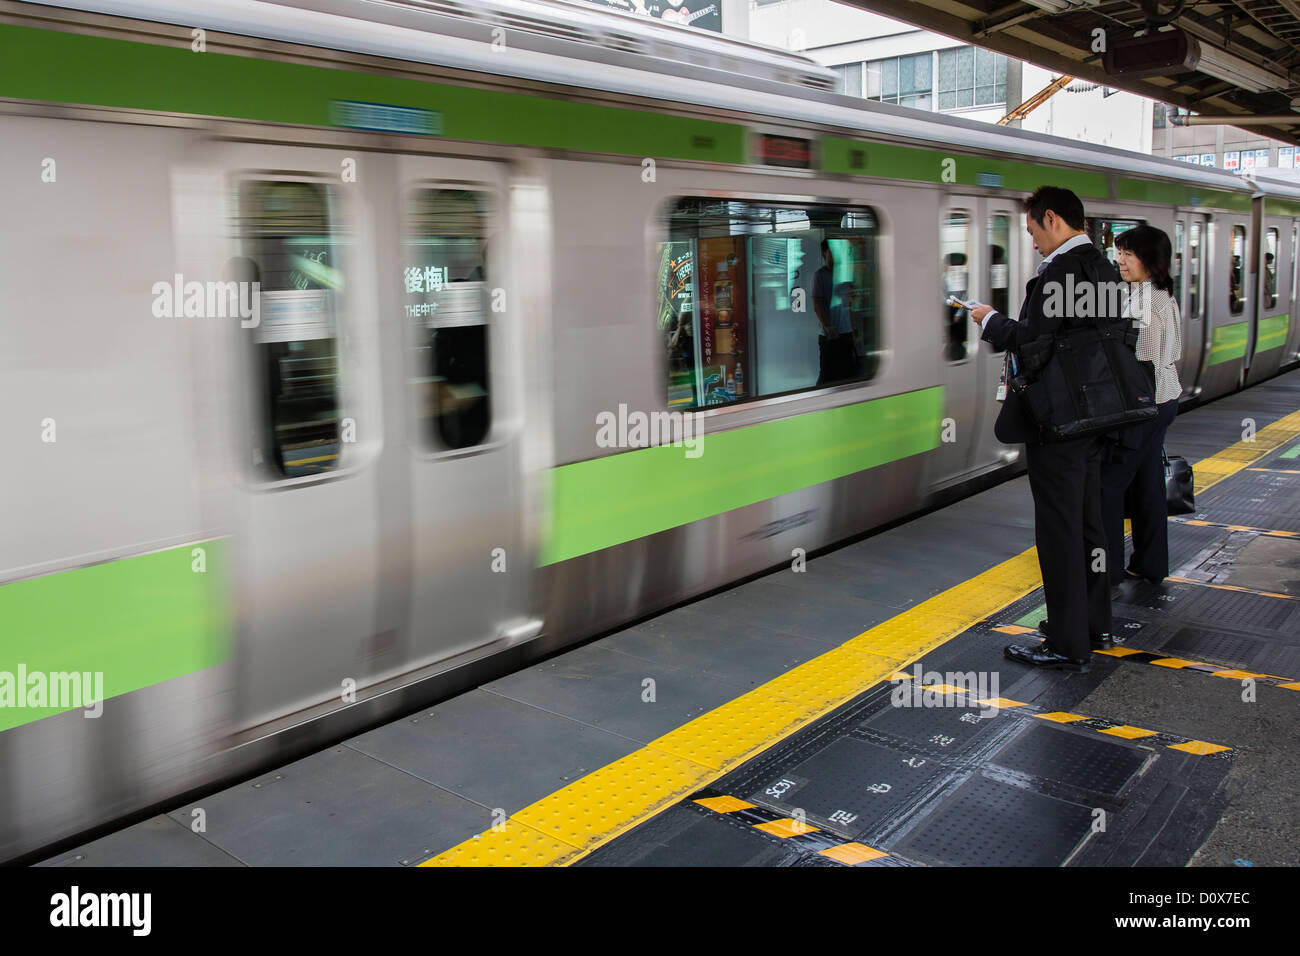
[[1126, 581, 1295, 631], [990, 723, 1150, 797], [895, 774, 1095, 866], [1161, 626, 1300, 677]]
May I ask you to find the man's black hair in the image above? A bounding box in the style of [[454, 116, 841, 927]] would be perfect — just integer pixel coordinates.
[[1022, 186, 1086, 231]]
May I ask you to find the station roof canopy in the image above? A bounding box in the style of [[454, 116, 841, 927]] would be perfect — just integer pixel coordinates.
[[838, 0, 1300, 144]]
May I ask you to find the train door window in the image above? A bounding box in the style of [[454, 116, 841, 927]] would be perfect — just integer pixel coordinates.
[[1230, 225, 1246, 315], [988, 214, 1012, 322], [239, 180, 343, 479], [941, 211, 971, 362], [1088, 219, 1142, 265], [1188, 221, 1202, 320], [659, 198, 880, 408], [1265, 228, 1279, 309], [405, 189, 492, 450], [1172, 221, 1184, 305]]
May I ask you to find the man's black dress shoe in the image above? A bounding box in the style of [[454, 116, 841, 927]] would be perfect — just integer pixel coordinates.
[[1004, 642, 1089, 672], [1038, 619, 1117, 650], [1125, 569, 1165, 586]]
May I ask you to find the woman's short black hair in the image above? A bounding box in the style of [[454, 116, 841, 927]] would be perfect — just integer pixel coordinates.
[[1114, 224, 1174, 296]]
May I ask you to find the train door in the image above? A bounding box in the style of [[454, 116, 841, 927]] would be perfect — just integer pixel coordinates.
[[1179, 214, 1208, 393], [1198, 213, 1250, 398], [392, 153, 535, 670], [210, 141, 388, 729], [972, 203, 1022, 466], [931, 197, 981, 487], [1288, 221, 1300, 365], [1245, 213, 1291, 385]]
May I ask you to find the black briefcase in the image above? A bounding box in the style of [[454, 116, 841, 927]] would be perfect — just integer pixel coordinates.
[[1164, 450, 1195, 515]]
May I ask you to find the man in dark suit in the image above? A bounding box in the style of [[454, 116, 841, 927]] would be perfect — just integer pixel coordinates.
[[968, 187, 1115, 670]]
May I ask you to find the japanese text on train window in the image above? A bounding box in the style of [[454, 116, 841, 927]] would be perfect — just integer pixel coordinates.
[[405, 189, 492, 450]]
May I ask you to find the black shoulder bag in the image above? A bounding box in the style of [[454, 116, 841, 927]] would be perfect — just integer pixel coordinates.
[[1010, 256, 1158, 443]]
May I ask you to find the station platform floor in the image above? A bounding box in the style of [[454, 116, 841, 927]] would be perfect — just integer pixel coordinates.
[[41, 370, 1300, 867]]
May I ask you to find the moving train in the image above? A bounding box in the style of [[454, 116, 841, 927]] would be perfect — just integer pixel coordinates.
[[3, 0, 1298, 862]]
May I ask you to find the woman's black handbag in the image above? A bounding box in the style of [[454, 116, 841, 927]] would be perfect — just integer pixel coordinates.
[[1164, 450, 1195, 515]]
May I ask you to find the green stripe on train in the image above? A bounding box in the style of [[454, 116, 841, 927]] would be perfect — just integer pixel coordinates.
[[1117, 178, 1252, 212], [0, 541, 229, 733], [0, 22, 1260, 210], [820, 136, 1110, 196], [1266, 199, 1300, 219], [820, 137, 1251, 210], [1207, 321, 1249, 365], [0, 24, 744, 163], [1257, 314, 1290, 353], [540, 386, 944, 566]]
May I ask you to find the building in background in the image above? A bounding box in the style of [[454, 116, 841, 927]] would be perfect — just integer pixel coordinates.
[[1154, 105, 1296, 172], [573, 0, 1295, 170], [748, 0, 1152, 152]]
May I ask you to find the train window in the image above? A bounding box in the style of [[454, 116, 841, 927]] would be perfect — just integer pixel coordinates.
[[941, 211, 971, 362], [240, 180, 343, 479], [1188, 221, 1201, 320], [1230, 225, 1246, 315], [1292, 225, 1299, 317], [1172, 221, 1184, 305], [988, 214, 1012, 323], [405, 189, 492, 450], [1088, 219, 1142, 265], [1265, 228, 1279, 309], [659, 198, 880, 408]]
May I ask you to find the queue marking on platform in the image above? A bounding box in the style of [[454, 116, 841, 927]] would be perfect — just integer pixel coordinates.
[[1095, 645, 1299, 689], [689, 791, 893, 865]]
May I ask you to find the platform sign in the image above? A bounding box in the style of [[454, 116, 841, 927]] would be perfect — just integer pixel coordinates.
[[1225, 151, 1240, 171], [330, 100, 442, 136]]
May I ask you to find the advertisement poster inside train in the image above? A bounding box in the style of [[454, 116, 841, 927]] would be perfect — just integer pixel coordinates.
[[658, 240, 697, 407], [696, 237, 748, 405]]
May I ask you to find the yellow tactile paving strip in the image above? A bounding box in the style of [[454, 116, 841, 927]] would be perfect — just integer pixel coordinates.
[[422, 405, 1299, 866], [1191, 407, 1300, 495], [421, 548, 1045, 866]]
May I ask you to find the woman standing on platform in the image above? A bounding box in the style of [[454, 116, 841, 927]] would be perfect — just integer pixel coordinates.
[[1101, 225, 1183, 587]]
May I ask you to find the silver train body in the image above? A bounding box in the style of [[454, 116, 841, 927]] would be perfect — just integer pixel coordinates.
[[2, 0, 1298, 861]]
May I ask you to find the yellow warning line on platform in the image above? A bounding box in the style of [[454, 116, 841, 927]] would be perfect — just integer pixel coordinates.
[[1192, 407, 1300, 495], [421, 548, 1044, 866]]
